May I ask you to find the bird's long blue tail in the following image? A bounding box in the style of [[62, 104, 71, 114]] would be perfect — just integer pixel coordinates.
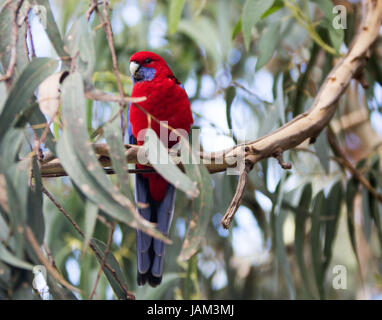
[[135, 173, 176, 287]]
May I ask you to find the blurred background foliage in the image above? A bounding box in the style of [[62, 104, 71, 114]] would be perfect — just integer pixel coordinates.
[[1, 0, 382, 300]]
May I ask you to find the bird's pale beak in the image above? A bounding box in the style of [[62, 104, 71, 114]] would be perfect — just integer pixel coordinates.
[[130, 61, 140, 77]]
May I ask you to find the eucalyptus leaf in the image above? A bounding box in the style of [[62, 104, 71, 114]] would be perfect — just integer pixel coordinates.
[[143, 128, 199, 199], [255, 21, 281, 71], [361, 186, 372, 242], [168, 0, 186, 35], [294, 183, 314, 298], [83, 200, 98, 253], [178, 17, 222, 69], [34, 0, 67, 59], [0, 58, 58, 144], [27, 158, 45, 245], [322, 181, 343, 272], [0, 243, 33, 270], [64, 16, 96, 83], [242, 0, 275, 50], [104, 121, 134, 200], [314, 130, 330, 174], [91, 238, 130, 300], [346, 178, 360, 264], [310, 191, 326, 299], [313, 0, 344, 53]]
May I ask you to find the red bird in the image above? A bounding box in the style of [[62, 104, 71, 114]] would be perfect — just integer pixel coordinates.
[[128, 51, 193, 287]]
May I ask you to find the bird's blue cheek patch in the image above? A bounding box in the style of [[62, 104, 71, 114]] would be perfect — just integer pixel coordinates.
[[133, 67, 156, 84]]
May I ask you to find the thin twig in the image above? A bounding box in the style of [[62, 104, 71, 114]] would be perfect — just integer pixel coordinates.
[[43, 241, 58, 270], [0, 0, 12, 12], [221, 161, 253, 229], [34, 108, 60, 164], [25, 9, 36, 58], [89, 221, 116, 300], [327, 128, 382, 204], [25, 226, 81, 293], [92, 0, 127, 138], [96, 214, 113, 229], [0, 0, 24, 84], [86, 0, 101, 21], [42, 186, 85, 237], [273, 148, 292, 170], [230, 81, 272, 104], [84, 89, 146, 104]]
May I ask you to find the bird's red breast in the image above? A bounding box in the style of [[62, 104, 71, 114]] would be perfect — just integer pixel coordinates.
[[129, 52, 193, 201]]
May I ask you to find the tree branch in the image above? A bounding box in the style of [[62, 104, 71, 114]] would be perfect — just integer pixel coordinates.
[[37, 0, 382, 232]]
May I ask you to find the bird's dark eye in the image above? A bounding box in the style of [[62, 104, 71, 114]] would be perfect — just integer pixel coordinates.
[[143, 58, 152, 64]]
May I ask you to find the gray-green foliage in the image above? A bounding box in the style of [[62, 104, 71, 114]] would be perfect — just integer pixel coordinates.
[[0, 0, 381, 300]]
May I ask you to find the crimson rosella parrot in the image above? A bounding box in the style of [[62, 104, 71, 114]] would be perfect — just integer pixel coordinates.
[[128, 51, 193, 287]]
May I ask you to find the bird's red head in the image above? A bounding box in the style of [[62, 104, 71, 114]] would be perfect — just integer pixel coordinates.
[[129, 51, 173, 83]]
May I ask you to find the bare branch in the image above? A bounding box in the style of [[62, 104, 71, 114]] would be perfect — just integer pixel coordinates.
[[221, 162, 253, 229], [39, 0, 382, 182], [84, 89, 146, 104]]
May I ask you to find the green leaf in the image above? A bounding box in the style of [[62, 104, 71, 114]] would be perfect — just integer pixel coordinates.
[[310, 191, 326, 299], [273, 175, 295, 299], [0, 243, 33, 270], [4, 160, 31, 258], [293, 42, 319, 116], [361, 186, 372, 242], [27, 158, 45, 245], [58, 73, 167, 242], [168, 0, 186, 35], [312, 0, 332, 18], [0, 128, 24, 169], [178, 17, 222, 69], [274, 73, 285, 124], [34, 0, 68, 59], [225, 86, 236, 142], [232, 19, 242, 40], [64, 16, 96, 82], [261, 0, 284, 19], [104, 121, 134, 200], [255, 21, 281, 71], [0, 213, 9, 243], [314, 130, 330, 174], [0, 58, 59, 144], [83, 200, 98, 253], [313, 0, 344, 52], [0, 81, 6, 113], [143, 128, 199, 198], [346, 178, 360, 264], [367, 161, 382, 251], [242, 0, 275, 50], [322, 181, 343, 272], [28, 106, 57, 155], [294, 183, 314, 297], [91, 238, 131, 300]]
